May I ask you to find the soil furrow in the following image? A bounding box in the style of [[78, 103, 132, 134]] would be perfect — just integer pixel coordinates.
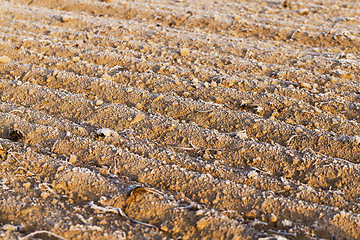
[[1, 100, 359, 215], [1, 112, 359, 239], [12, 0, 360, 52], [1, 63, 360, 163], [1, 5, 358, 105], [0, 12, 359, 100], [0, 27, 359, 126], [2, 53, 359, 139], [1, 28, 358, 123], [1, 7, 360, 81], [1, 78, 360, 203], [0, 139, 262, 239]]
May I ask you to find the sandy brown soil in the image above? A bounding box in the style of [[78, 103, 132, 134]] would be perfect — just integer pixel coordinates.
[[0, 0, 360, 239]]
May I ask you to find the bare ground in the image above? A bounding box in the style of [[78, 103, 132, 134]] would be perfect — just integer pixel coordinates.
[[0, 0, 360, 239]]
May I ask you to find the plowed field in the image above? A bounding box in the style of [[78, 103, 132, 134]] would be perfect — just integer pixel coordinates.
[[0, 0, 360, 239]]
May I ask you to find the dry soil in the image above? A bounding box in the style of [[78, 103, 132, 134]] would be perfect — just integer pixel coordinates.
[[0, 0, 360, 239]]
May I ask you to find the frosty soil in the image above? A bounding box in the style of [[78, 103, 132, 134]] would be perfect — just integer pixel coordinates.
[[1, 0, 360, 239]]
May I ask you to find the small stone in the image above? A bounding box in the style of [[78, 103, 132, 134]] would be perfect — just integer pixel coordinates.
[[215, 97, 222, 104], [352, 136, 360, 145], [236, 131, 248, 139], [23, 182, 31, 189], [282, 219, 292, 227], [332, 69, 352, 79], [234, 15, 240, 21], [210, 81, 217, 87], [130, 114, 145, 124], [57, 166, 65, 172], [95, 100, 104, 106], [183, 92, 190, 97], [255, 106, 263, 113], [41, 191, 50, 199], [299, 82, 311, 89], [61, 15, 73, 22], [153, 94, 164, 102], [269, 213, 277, 223], [69, 155, 77, 164], [340, 210, 346, 218], [99, 167, 110, 176], [192, 78, 199, 84], [72, 57, 80, 62], [203, 153, 211, 159], [292, 157, 299, 165], [102, 73, 112, 81], [247, 170, 258, 179], [135, 103, 143, 109], [245, 210, 257, 219], [160, 225, 169, 232], [97, 128, 116, 137], [295, 127, 303, 133], [3, 224, 16, 231], [196, 217, 208, 230], [100, 219, 108, 225], [180, 48, 190, 57], [99, 196, 107, 204], [310, 88, 319, 94], [297, 8, 310, 15], [196, 209, 205, 216], [0, 56, 11, 63]]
